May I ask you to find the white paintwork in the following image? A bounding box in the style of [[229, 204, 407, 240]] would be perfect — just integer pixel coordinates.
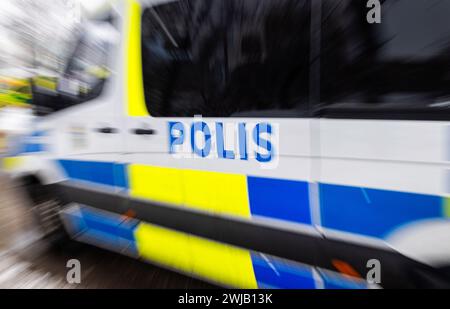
[[318, 119, 450, 197]]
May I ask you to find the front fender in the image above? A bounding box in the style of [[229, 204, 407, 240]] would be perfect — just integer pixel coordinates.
[[2, 156, 65, 185]]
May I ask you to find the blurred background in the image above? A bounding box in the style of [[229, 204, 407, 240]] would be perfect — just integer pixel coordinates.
[[0, 0, 91, 136], [0, 0, 211, 289]]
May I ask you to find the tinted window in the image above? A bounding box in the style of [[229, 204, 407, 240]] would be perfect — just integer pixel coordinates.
[[60, 21, 116, 104], [319, 0, 450, 118], [33, 20, 117, 115], [141, 0, 311, 117]]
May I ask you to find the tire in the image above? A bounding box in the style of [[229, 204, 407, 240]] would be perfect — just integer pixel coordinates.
[[25, 181, 71, 248]]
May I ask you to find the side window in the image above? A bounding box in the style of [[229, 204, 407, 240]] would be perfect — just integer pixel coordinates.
[[60, 21, 116, 104], [319, 0, 450, 119], [33, 19, 117, 116], [62, 36, 109, 101], [141, 0, 311, 117]]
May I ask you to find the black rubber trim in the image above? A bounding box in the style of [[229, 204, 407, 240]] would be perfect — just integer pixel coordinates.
[[94, 127, 119, 134], [52, 181, 450, 288], [132, 128, 157, 135], [314, 106, 450, 121]]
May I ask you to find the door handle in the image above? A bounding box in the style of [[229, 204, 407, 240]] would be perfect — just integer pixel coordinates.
[[95, 127, 118, 134], [132, 128, 157, 135]]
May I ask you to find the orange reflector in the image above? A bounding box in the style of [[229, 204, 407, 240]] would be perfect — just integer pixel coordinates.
[[332, 259, 361, 278], [122, 209, 137, 222]]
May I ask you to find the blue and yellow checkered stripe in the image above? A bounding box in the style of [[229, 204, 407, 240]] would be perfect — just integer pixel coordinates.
[[57, 160, 317, 288], [58, 160, 449, 288], [59, 160, 313, 225], [63, 204, 367, 289], [58, 160, 450, 238]]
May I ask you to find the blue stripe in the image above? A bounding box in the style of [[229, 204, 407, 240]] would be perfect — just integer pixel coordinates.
[[58, 160, 128, 189], [23, 143, 45, 153], [57, 159, 447, 240], [81, 208, 138, 241], [78, 229, 138, 256], [114, 164, 129, 189], [62, 211, 88, 235], [251, 253, 316, 289], [248, 177, 311, 224], [320, 271, 368, 289], [31, 130, 48, 137], [320, 183, 443, 239], [17, 130, 49, 154], [63, 207, 138, 255]]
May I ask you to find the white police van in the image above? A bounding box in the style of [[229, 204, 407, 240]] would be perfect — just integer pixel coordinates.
[[2, 0, 450, 288]]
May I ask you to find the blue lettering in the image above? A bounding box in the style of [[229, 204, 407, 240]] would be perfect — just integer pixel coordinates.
[[216, 123, 235, 159], [191, 122, 212, 157], [253, 123, 273, 163], [168, 122, 185, 154], [238, 123, 248, 160], [169, 121, 274, 163]]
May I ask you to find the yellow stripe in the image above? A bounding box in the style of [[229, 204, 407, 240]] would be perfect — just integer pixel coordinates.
[[183, 169, 250, 218], [134, 223, 257, 288], [135, 223, 191, 271], [128, 164, 251, 218], [126, 0, 148, 116], [1, 157, 25, 170], [129, 164, 184, 205], [444, 197, 450, 218]]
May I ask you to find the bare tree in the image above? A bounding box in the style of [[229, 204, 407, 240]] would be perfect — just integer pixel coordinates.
[[0, 0, 82, 72]]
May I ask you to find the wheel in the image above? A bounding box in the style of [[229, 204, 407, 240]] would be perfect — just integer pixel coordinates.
[[25, 181, 71, 248]]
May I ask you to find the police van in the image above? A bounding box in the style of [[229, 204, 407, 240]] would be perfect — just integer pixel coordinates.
[[2, 0, 450, 288]]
